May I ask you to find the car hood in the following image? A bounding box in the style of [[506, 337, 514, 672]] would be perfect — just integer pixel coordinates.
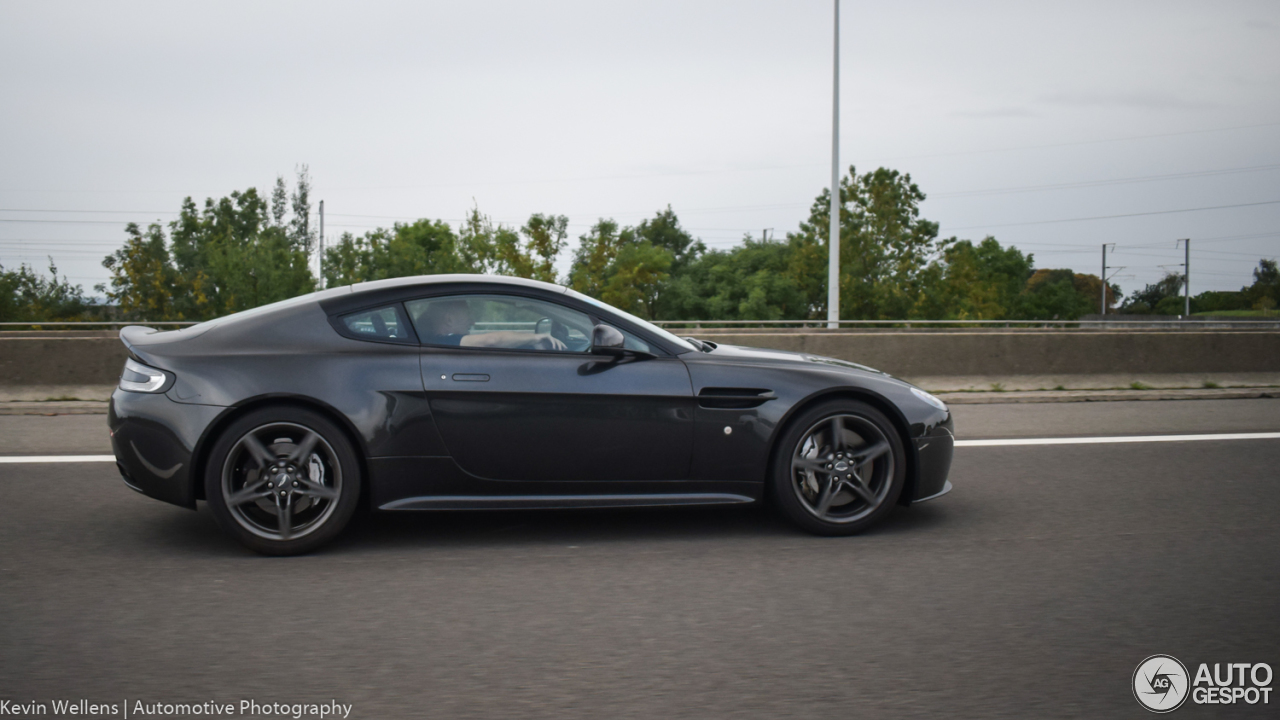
[[694, 341, 892, 378]]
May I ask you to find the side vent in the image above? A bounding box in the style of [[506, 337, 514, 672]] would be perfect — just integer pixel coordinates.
[[697, 387, 776, 409]]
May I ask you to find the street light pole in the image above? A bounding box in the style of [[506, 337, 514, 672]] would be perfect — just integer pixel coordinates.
[[1101, 243, 1107, 315], [1181, 238, 1190, 317], [827, 0, 840, 329], [318, 199, 325, 289], [1101, 243, 1120, 317]]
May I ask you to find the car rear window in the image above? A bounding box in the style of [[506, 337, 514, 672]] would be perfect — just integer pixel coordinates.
[[339, 304, 416, 344]]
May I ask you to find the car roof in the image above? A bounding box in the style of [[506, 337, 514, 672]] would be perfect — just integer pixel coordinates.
[[179, 272, 692, 357], [342, 274, 569, 299], [176, 275, 566, 337], [317, 274, 572, 316]]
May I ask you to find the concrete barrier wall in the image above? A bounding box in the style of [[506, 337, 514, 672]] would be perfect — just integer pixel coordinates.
[[693, 330, 1280, 377], [0, 335, 131, 386], [0, 330, 1277, 386]]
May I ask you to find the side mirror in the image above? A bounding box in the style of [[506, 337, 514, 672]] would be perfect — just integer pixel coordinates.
[[591, 324, 626, 356]]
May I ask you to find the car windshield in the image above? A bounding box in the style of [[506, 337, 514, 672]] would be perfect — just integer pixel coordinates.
[[565, 288, 697, 354]]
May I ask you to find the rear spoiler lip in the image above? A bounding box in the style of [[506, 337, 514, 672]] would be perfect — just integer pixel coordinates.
[[119, 324, 158, 344], [118, 326, 147, 369], [118, 325, 178, 368]]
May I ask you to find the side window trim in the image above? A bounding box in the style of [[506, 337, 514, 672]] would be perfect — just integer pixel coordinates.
[[329, 302, 420, 345], [347, 286, 675, 357], [407, 292, 596, 355]]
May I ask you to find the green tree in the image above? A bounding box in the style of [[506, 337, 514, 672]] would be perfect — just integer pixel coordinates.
[[102, 170, 317, 320], [1187, 259, 1277, 314], [603, 241, 673, 318], [927, 237, 1035, 319], [457, 206, 517, 275], [520, 214, 570, 284], [322, 219, 464, 286], [288, 165, 315, 250], [567, 217, 675, 318], [567, 219, 625, 299], [658, 237, 810, 321], [99, 222, 184, 320], [1, 260, 98, 322], [1242, 258, 1279, 310], [168, 186, 315, 316], [321, 230, 374, 286], [270, 175, 289, 228], [788, 166, 950, 320], [322, 208, 570, 287], [1120, 272, 1184, 315], [1190, 290, 1245, 314], [457, 207, 571, 281], [634, 206, 704, 274], [1020, 269, 1107, 320]]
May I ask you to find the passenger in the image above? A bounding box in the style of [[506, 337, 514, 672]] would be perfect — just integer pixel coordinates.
[[420, 299, 566, 350]]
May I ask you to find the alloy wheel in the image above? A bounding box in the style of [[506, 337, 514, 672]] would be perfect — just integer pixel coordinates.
[[790, 413, 894, 524], [221, 422, 342, 541]]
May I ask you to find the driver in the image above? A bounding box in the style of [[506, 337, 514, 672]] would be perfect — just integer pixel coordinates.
[[420, 299, 567, 351]]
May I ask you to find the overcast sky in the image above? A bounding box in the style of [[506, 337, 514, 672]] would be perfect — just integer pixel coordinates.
[[2, 0, 1277, 302]]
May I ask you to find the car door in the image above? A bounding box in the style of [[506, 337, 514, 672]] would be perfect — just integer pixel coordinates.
[[409, 292, 695, 482]]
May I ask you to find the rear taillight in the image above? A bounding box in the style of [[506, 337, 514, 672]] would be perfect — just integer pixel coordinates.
[[119, 358, 170, 393]]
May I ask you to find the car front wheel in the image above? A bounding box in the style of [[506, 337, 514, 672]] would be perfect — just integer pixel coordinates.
[[769, 399, 906, 536], [205, 407, 361, 555]]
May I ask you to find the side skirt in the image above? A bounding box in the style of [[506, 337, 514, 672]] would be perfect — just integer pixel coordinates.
[[380, 493, 756, 511]]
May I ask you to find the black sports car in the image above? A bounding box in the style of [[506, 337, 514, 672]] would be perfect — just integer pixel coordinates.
[[109, 275, 954, 554]]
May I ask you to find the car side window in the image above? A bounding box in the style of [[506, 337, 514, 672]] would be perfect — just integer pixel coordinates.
[[339, 304, 416, 344], [619, 329, 651, 354], [406, 294, 593, 353]]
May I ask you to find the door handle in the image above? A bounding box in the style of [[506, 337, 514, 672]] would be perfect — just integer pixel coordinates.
[[452, 373, 490, 382]]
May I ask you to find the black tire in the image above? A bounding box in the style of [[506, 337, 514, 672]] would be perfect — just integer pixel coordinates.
[[769, 399, 906, 536], [205, 406, 361, 555]]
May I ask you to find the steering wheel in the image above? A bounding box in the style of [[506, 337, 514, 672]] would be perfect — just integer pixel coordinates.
[[534, 317, 569, 342], [537, 317, 589, 351]]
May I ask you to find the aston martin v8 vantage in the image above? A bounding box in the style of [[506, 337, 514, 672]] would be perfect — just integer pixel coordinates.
[[109, 275, 954, 554]]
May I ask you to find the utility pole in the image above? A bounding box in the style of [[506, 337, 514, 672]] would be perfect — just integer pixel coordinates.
[[1101, 243, 1123, 317], [1101, 243, 1109, 315], [1177, 238, 1190, 317], [318, 200, 325, 290], [827, 0, 841, 329]]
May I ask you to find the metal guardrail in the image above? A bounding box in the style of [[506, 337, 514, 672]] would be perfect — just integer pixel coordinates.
[[0, 321, 200, 327], [653, 319, 1280, 330], [2, 318, 1276, 330]]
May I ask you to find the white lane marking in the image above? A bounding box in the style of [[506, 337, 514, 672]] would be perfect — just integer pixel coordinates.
[[955, 432, 1280, 447], [0, 455, 116, 463], [0, 432, 1277, 463]]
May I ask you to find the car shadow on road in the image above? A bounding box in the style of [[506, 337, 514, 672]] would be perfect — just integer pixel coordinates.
[[324, 498, 957, 555], [128, 496, 957, 558], [338, 504, 788, 549]]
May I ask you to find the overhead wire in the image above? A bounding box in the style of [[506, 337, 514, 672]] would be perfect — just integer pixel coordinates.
[[928, 163, 1280, 199], [868, 120, 1280, 163], [945, 199, 1280, 231]]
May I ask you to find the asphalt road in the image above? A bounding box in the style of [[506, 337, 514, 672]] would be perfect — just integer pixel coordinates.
[[2, 399, 1279, 719]]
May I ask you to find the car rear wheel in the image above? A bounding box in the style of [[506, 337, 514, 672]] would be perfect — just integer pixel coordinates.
[[205, 407, 360, 555], [769, 399, 905, 536]]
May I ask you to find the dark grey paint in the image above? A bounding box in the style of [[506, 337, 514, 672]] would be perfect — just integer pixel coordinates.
[[108, 275, 953, 514]]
